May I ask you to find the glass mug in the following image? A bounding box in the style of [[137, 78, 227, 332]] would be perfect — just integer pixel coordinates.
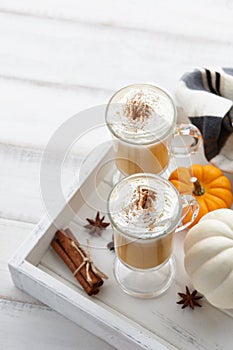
[[107, 173, 199, 298], [105, 84, 202, 177]]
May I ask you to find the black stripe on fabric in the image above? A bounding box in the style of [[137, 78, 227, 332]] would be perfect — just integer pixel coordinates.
[[189, 115, 223, 161], [205, 69, 216, 93], [215, 72, 221, 95]]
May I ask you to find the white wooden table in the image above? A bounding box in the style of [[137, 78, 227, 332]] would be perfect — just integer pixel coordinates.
[[1, 1, 233, 349]]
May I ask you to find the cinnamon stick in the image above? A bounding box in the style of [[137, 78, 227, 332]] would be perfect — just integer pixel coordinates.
[[65, 228, 105, 287], [51, 239, 98, 295], [51, 228, 107, 296], [56, 230, 103, 288]]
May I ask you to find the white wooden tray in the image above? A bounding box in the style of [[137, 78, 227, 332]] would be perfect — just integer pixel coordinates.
[[8, 134, 233, 350]]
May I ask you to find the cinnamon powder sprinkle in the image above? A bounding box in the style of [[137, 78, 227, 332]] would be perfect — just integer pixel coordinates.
[[124, 93, 154, 122]]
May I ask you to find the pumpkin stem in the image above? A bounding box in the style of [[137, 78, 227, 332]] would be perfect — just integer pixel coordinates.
[[190, 177, 205, 196]]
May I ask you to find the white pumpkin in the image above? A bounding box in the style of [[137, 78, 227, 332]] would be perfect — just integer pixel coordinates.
[[184, 208, 233, 309]]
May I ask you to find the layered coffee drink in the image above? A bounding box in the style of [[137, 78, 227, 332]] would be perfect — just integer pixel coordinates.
[[108, 173, 199, 298], [106, 85, 176, 175], [108, 174, 181, 270], [115, 230, 173, 269], [115, 140, 170, 176]]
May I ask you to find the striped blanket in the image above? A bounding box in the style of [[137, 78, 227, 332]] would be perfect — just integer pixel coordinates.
[[176, 68, 233, 173]]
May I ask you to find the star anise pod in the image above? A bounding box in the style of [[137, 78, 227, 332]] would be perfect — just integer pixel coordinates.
[[84, 212, 110, 236], [177, 286, 203, 310]]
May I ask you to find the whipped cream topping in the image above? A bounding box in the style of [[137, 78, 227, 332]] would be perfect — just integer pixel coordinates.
[[109, 176, 180, 238], [107, 87, 175, 144]]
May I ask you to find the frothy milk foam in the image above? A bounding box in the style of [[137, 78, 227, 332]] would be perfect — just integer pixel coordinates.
[[107, 87, 175, 175]]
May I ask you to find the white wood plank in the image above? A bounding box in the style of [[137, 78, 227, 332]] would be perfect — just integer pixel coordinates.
[[0, 11, 232, 95], [0, 299, 115, 350], [1, 146, 44, 223], [0, 77, 111, 147], [0, 0, 233, 43], [0, 143, 82, 223], [0, 218, 40, 303]]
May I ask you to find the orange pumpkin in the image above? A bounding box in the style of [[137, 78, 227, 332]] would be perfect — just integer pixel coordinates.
[[169, 164, 233, 227]]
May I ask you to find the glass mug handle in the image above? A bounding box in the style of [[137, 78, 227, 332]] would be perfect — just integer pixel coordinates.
[[175, 194, 199, 232], [173, 123, 202, 156]]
